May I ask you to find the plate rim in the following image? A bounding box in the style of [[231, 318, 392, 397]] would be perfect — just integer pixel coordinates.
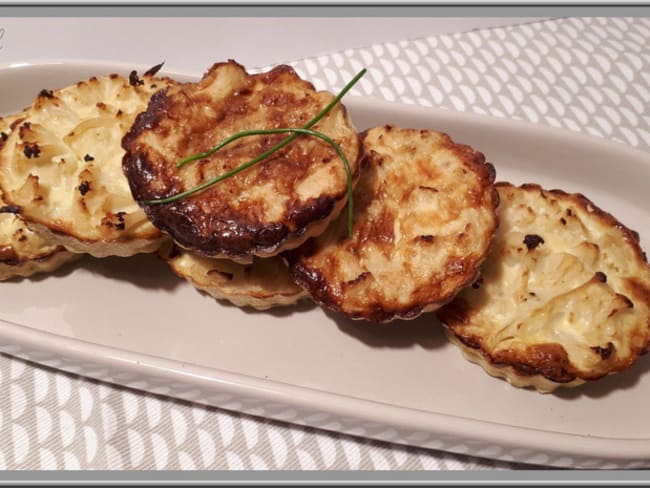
[[3, 313, 650, 463]]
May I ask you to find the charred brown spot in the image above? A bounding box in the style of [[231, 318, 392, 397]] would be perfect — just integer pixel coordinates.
[[78, 181, 90, 196], [0, 132, 7, 142], [115, 212, 126, 231], [38, 89, 54, 98], [591, 342, 615, 360], [472, 276, 484, 289], [418, 185, 439, 192], [0, 204, 20, 214], [84, 154, 94, 162], [416, 234, 435, 243], [144, 62, 165, 77], [100, 213, 126, 231], [595, 271, 607, 283], [457, 333, 483, 350], [523, 234, 544, 250], [346, 271, 372, 286], [501, 343, 576, 383], [129, 70, 144, 87], [23, 143, 41, 159], [0, 245, 19, 264], [235, 88, 253, 97], [560, 217, 567, 225]]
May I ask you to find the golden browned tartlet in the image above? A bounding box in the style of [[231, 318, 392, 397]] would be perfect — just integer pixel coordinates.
[[285, 125, 499, 323], [0, 68, 176, 258], [122, 60, 360, 262], [0, 113, 78, 280], [159, 243, 307, 310], [438, 182, 650, 393]]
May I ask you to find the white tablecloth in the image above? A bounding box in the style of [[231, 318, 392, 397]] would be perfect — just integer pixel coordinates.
[[1, 16, 649, 470]]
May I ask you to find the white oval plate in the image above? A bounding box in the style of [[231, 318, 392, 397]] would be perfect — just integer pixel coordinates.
[[1, 61, 649, 469]]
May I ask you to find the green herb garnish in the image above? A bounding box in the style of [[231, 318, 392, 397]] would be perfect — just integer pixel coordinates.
[[143, 68, 367, 237], [150, 127, 354, 237]]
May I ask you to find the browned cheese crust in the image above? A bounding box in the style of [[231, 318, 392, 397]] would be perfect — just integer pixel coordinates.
[[438, 183, 650, 392], [0, 113, 78, 279], [0, 68, 177, 258], [285, 126, 499, 323], [122, 60, 360, 261]]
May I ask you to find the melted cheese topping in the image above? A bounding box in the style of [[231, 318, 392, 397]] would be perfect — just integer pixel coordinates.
[[0, 73, 176, 257], [0, 113, 77, 279]]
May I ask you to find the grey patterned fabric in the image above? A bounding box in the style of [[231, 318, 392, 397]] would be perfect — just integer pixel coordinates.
[[0, 354, 515, 469], [1, 17, 648, 470]]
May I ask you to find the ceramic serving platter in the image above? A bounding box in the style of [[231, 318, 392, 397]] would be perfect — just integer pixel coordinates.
[[1, 61, 649, 469]]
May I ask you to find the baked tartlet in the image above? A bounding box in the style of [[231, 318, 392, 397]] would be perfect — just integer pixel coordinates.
[[286, 125, 499, 322], [438, 182, 650, 393], [122, 60, 360, 262]]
